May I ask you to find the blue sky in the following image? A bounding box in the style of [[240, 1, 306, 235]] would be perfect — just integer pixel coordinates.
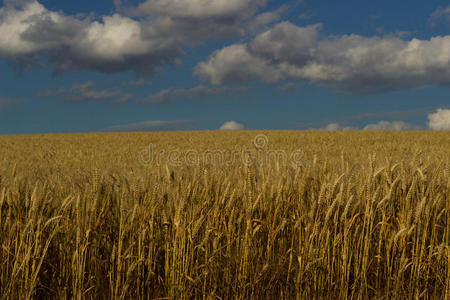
[[0, 0, 449, 133]]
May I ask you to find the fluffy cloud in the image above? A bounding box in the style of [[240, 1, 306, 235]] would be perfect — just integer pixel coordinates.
[[141, 85, 232, 104], [219, 121, 245, 130], [428, 108, 450, 130], [0, 1, 182, 75], [105, 120, 195, 132], [196, 21, 450, 93], [59, 14, 182, 75], [0, 0, 282, 75], [195, 44, 281, 84], [363, 121, 422, 130], [124, 0, 280, 38], [0, 1, 74, 56]]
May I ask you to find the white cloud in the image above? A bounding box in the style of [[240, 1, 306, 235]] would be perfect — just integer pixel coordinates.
[[124, 0, 281, 39], [0, 0, 282, 75], [249, 23, 320, 65], [0, 1, 78, 56], [318, 121, 422, 131], [196, 21, 450, 93], [77, 15, 158, 60], [245, 8, 285, 34], [321, 123, 357, 131], [428, 108, 450, 130], [195, 44, 284, 84], [0, 1, 183, 75], [128, 0, 266, 19], [220, 121, 245, 130], [363, 121, 422, 130], [55, 14, 184, 75]]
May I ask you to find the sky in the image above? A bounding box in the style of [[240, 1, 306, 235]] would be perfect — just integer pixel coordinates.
[[0, 0, 450, 133]]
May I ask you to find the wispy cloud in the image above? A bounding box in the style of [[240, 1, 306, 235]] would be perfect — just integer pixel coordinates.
[[140, 85, 244, 104], [429, 5, 450, 27], [277, 81, 304, 91], [0, 97, 23, 110], [66, 82, 122, 102], [297, 11, 316, 21], [363, 121, 423, 130], [36, 81, 131, 103], [104, 120, 196, 132], [317, 121, 422, 131], [35, 87, 65, 98], [126, 79, 152, 87], [115, 93, 134, 103], [344, 108, 436, 121], [114, 0, 121, 10]]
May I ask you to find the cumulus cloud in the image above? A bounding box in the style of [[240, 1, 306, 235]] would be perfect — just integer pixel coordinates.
[[196, 21, 450, 93], [0, 1, 183, 75], [0, 0, 76, 56], [105, 120, 195, 132], [123, 0, 281, 39], [195, 44, 277, 84], [0, 0, 284, 75], [363, 121, 422, 130], [428, 108, 450, 130], [141, 85, 232, 104], [219, 121, 245, 130], [58, 14, 183, 75]]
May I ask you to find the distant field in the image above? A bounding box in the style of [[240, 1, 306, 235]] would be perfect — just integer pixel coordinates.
[[0, 131, 449, 299]]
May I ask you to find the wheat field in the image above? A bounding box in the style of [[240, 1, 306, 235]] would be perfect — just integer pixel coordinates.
[[0, 131, 448, 299]]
